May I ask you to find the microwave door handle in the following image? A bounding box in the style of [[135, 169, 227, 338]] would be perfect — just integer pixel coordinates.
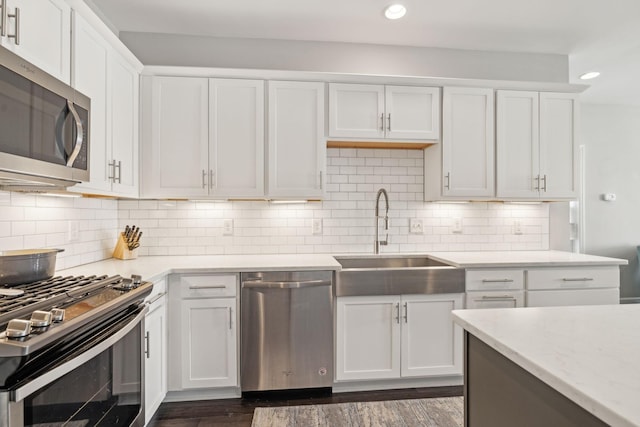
[[66, 100, 84, 167], [54, 103, 70, 160]]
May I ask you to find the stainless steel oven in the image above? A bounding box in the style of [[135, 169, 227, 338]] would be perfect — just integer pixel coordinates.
[[0, 275, 152, 427], [0, 45, 89, 191]]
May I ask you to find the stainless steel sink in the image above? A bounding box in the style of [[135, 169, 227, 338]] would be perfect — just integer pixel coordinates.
[[334, 255, 464, 296]]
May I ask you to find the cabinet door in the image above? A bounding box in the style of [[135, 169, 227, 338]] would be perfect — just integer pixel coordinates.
[[539, 93, 578, 199], [209, 79, 264, 198], [385, 86, 440, 140], [335, 296, 401, 381], [328, 83, 384, 139], [268, 81, 325, 199], [180, 298, 237, 388], [442, 87, 495, 197], [110, 52, 139, 197], [496, 91, 540, 198], [144, 294, 167, 424], [401, 294, 463, 377], [142, 76, 209, 198], [3, 0, 70, 83], [70, 12, 111, 193]]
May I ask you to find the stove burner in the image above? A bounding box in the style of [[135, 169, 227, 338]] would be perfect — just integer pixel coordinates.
[[0, 289, 24, 298]]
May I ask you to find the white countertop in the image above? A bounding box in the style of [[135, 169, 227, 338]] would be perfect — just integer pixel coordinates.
[[59, 254, 341, 283], [57, 251, 626, 282], [452, 305, 640, 427], [428, 250, 627, 268]]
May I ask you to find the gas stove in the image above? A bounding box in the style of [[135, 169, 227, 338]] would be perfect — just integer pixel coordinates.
[[0, 274, 152, 357]]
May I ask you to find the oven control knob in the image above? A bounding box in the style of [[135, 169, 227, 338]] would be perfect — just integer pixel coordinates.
[[30, 310, 53, 328], [6, 319, 31, 338], [51, 308, 65, 322]]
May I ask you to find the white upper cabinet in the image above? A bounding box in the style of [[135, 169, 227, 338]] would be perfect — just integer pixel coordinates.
[[140, 77, 265, 199], [329, 83, 440, 141], [0, 0, 70, 83], [70, 12, 141, 197], [209, 79, 265, 198], [497, 91, 578, 199], [141, 76, 210, 198], [424, 87, 494, 201], [268, 81, 325, 199]]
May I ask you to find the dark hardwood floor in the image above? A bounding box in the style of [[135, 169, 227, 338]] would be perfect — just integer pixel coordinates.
[[147, 386, 463, 427]]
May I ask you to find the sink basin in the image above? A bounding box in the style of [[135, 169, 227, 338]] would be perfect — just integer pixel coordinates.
[[334, 255, 464, 297]]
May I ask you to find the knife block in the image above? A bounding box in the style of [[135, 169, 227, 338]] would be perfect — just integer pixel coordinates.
[[113, 233, 138, 260]]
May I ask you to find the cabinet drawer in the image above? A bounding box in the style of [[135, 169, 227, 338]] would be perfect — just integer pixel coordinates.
[[466, 269, 525, 291], [180, 274, 237, 298], [527, 267, 619, 290], [466, 291, 524, 309], [145, 277, 168, 305], [526, 288, 619, 307]]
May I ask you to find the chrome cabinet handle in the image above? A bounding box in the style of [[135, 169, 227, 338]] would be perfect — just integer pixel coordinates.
[[66, 101, 84, 167], [0, 0, 7, 37], [481, 279, 515, 283], [228, 307, 232, 330], [116, 160, 122, 183], [534, 175, 540, 191], [189, 285, 227, 289], [387, 113, 391, 132], [444, 172, 451, 190], [147, 292, 166, 305], [7, 6, 18, 45], [319, 171, 323, 190], [202, 170, 207, 189], [395, 303, 400, 324], [562, 277, 594, 282], [380, 113, 384, 131], [403, 302, 408, 323], [108, 160, 115, 181], [541, 174, 547, 192], [144, 331, 150, 359], [480, 295, 517, 301], [209, 169, 215, 189]]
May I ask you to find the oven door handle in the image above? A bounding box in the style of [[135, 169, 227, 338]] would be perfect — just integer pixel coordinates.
[[11, 306, 148, 402]]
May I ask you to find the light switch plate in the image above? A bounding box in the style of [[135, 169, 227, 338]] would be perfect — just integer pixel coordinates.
[[311, 219, 323, 235], [452, 217, 462, 234], [513, 220, 523, 235], [223, 219, 234, 235], [67, 221, 79, 242]]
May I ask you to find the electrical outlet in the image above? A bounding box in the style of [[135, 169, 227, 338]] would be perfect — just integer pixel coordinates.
[[409, 218, 423, 234], [513, 220, 523, 235], [223, 219, 234, 235], [311, 219, 323, 235], [67, 221, 79, 242], [452, 217, 462, 234]]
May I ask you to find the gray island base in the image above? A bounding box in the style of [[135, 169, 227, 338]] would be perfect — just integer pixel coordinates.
[[464, 332, 606, 426]]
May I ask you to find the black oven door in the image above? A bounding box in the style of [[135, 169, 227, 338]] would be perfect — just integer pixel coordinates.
[[2, 305, 146, 427]]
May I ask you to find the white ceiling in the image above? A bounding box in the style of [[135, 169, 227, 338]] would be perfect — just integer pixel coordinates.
[[88, 0, 640, 105]]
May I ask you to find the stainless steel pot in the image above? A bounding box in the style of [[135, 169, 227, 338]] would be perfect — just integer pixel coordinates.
[[0, 249, 64, 286]]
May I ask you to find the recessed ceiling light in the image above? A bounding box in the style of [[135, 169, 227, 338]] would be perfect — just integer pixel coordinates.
[[384, 4, 407, 20], [579, 71, 600, 80]]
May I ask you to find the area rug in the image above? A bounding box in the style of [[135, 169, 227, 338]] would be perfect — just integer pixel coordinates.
[[251, 396, 463, 427]]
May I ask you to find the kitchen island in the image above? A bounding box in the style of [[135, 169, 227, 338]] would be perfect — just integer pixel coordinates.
[[452, 305, 640, 427]]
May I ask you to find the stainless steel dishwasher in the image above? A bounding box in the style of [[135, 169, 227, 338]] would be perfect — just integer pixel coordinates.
[[240, 270, 333, 393]]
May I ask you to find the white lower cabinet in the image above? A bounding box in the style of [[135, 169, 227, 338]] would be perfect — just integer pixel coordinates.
[[144, 279, 167, 424], [168, 274, 238, 392], [335, 294, 463, 381]]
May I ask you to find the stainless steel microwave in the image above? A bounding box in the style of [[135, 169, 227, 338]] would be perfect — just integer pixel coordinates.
[[0, 45, 89, 191]]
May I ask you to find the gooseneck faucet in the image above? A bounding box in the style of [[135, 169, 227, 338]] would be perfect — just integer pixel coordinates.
[[374, 188, 389, 254]]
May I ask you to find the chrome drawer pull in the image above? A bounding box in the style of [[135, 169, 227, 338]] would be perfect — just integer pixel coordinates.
[[481, 279, 514, 283], [480, 296, 517, 301], [189, 285, 227, 289], [562, 278, 594, 282], [147, 292, 166, 305]]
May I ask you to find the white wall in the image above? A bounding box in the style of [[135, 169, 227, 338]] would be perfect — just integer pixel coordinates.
[[581, 104, 640, 301], [120, 32, 569, 83], [0, 192, 118, 270]]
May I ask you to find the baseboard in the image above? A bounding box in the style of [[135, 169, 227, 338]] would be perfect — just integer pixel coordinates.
[[164, 387, 241, 402], [332, 375, 463, 393]]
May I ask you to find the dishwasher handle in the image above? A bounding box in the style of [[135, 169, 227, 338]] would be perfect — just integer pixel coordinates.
[[242, 279, 331, 289]]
